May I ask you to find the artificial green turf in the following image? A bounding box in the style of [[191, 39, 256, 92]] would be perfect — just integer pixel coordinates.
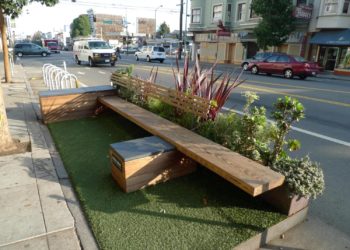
[[48, 112, 286, 250]]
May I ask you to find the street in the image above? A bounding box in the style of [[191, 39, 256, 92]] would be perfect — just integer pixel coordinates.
[[19, 51, 350, 237]]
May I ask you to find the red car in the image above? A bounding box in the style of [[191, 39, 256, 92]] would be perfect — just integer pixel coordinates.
[[247, 53, 320, 80]]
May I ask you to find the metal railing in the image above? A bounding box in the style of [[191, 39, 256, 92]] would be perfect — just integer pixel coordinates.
[[42, 63, 80, 90]]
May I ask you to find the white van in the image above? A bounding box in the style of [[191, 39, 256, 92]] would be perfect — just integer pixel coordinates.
[[73, 39, 117, 67], [135, 46, 166, 63]]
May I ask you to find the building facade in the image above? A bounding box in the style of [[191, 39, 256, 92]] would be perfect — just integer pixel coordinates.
[[308, 0, 350, 74], [189, 0, 314, 64], [94, 14, 124, 41]]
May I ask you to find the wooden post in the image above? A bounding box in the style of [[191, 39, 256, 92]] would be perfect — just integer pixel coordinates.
[[0, 9, 12, 83]]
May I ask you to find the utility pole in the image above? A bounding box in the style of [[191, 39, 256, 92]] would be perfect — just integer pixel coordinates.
[[0, 10, 11, 83], [178, 0, 184, 60]]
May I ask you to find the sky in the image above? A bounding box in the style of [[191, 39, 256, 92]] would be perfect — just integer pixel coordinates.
[[14, 0, 190, 38]]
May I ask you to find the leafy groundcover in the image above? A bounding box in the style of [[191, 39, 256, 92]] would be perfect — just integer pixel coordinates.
[[48, 111, 286, 250]]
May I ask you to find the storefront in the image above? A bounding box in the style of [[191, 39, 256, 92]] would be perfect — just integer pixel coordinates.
[[309, 29, 350, 74]]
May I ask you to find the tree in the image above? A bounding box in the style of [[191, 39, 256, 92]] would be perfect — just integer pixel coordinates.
[[157, 22, 170, 37], [70, 15, 91, 38], [0, 0, 58, 154], [32, 30, 43, 41], [251, 0, 295, 50]]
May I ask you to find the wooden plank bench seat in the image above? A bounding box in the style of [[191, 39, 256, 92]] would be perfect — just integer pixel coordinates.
[[98, 95, 285, 197]]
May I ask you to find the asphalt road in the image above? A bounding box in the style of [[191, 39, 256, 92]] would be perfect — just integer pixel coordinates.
[[19, 51, 350, 236]]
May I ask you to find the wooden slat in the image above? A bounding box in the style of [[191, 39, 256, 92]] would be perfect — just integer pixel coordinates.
[[40, 88, 117, 123], [111, 73, 210, 118], [99, 96, 285, 197]]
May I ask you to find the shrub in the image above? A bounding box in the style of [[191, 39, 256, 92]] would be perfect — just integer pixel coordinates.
[[269, 96, 304, 165], [172, 55, 244, 120], [272, 156, 325, 199]]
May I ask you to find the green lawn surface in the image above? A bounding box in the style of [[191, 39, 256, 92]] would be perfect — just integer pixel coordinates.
[[48, 112, 285, 250]]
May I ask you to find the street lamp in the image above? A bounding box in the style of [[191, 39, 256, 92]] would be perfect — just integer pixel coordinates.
[[154, 5, 163, 39]]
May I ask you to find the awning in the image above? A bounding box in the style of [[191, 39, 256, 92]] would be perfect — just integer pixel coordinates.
[[309, 29, 350, 46]]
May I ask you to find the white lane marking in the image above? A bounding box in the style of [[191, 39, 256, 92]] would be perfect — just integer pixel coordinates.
[[77, 71, 85, 75], [98, 71, 106, 75], [222, 107, 350, 147]]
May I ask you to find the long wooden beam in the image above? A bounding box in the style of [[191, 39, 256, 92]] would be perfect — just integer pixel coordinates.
[[98, 96, 285, 197]]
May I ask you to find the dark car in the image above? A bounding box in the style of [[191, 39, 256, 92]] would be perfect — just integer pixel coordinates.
[[241, 52, 279, 71], [247, 54, 320, 80], [14, 43, 51, 57]]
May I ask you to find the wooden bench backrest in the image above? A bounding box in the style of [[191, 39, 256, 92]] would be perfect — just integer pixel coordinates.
[[111, 73, 210, 119]]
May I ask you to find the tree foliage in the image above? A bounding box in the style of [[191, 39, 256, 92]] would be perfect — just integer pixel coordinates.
[[70, 15, 91, 38], [32, 30, 43, 41], [157, 22, 170, 37], [251, 0, 295, 50], [0, 0, 58, 17]]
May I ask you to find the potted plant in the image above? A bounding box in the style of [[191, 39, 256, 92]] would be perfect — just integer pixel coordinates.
[[261, 97, 325, 215]]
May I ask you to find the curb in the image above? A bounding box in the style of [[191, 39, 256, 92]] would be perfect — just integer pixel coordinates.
[[22, 65, 99, 250]]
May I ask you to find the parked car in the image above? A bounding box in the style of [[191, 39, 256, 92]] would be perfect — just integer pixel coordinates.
[[135, 46, 166, 63], [14, 43, 51, 57], [120, 45, 139, 54], [241, 52, 279, 71], [247, 53, 320, 80]]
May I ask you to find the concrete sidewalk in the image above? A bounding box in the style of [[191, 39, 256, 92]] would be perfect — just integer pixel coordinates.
[[1, 61, 350, 250], [0, 63, 97, 250]]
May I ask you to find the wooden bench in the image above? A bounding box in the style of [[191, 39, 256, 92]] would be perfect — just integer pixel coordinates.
[[39, 86, 117, 123], [99, 95, 285, 197]]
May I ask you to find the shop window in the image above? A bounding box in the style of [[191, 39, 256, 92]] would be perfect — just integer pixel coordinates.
[[213, 5, 223, 22], [336, 48, 350, 69], [323, 0, 339, 15], [343, 0, 350, 13], [191, 8, 201, 23], [237, 3, 246, 21]]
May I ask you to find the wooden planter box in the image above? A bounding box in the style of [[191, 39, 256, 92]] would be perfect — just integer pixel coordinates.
[[110, 136, 197, 193], [261, 184, 309, 216]]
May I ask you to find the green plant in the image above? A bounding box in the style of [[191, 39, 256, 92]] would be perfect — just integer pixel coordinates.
[[147, 98, 175, 120], [269, 96, 304, 165], [114, 65, 134, 77], [272, 156, 325, 199], [233, 92, 270, 161], [172, 55, 244, 120], [197, 112, 239, 148]]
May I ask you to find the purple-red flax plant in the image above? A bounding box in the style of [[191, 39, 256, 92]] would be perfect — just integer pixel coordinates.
[[172, 55, 244, 120]]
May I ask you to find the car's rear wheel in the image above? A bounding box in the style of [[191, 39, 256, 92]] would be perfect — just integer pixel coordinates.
[[42, 52, 48, 57], [75, 56, 81, 65], [17, 52, 23, 57], [242, 63, 249, 71], [284, 69, 293, 79], [136, 55, 139, 61], [146, 56, 151, 62], [88, 57, 94, 67], [251, 65, 259, 75], [159, 59, 164, 63]]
